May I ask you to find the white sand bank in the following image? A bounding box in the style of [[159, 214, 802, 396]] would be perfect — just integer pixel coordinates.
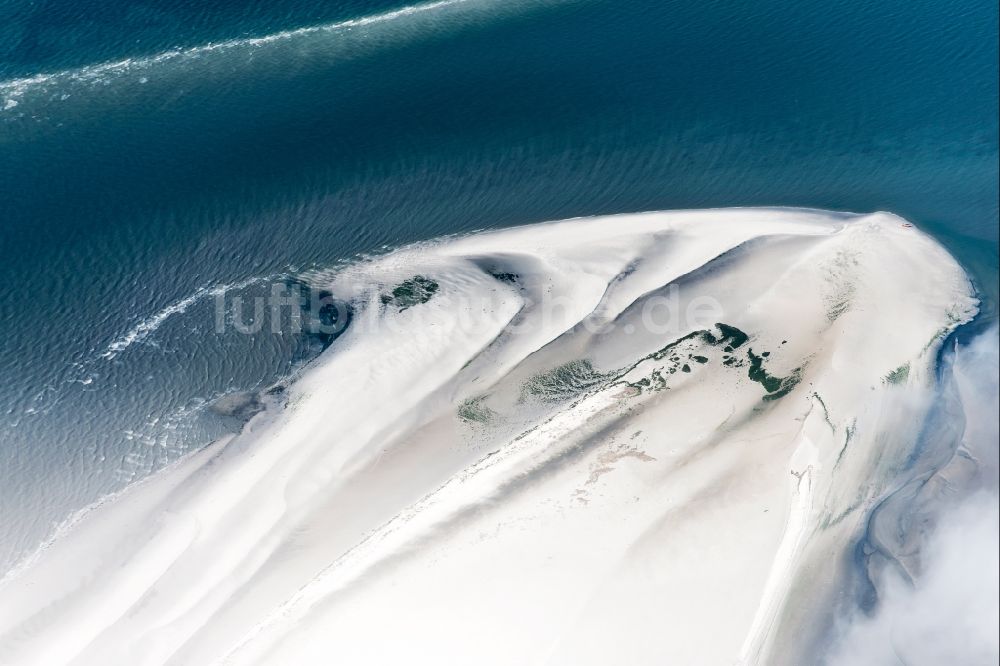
[[0, 208, 977, 665]]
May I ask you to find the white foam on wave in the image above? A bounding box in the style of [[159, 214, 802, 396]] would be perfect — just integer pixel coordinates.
[[0, 208, 979, 665], [0, 0, 566, 112], [101, 275, 281, 360], [0, 0, 455, 95]]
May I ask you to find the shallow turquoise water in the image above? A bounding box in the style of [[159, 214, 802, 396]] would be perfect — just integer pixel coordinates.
[[0, 0, 996, 567]]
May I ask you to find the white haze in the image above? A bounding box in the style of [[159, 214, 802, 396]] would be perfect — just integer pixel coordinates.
[[825, 327, 999, 666]]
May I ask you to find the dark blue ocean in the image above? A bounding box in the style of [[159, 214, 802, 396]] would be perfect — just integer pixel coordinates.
[[0, 0, 997, 567]]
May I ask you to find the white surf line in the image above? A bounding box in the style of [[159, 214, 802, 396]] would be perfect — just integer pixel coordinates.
[[0, 437, 217, 589], [0, 0, 552, 104], [102, 274, 281, 360], [0, 0, 460, 94]]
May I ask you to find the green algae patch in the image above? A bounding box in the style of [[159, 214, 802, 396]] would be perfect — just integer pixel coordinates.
[[813, 392, 835, 432], [747, 348, 783, 393], [640, 324, 749, 365], [523, 359, 613, 402], [763, 369, 802, 401], [703, 323, 749, 349], [835, 420, 856, 467], [489, 271, 519, 284], [594, 323, 807, 402], [458, 396, 496, 424], [613, 323, 754, 395], [644, 330, 705, 362], [747, 347, 802, 401], [381, 275, 439, 311], [827, 297, 851, 322], [722, 355, 742, 368], [626, 369, 669, 393], [884, 363, 910, 385]]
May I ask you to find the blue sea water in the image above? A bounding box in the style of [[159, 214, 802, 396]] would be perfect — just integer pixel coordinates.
[[0, 0, 997, 568]]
